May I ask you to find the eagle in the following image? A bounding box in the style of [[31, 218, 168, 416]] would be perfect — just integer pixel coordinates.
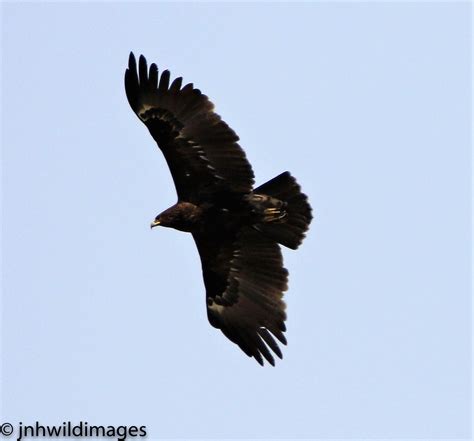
[[125, 53, 312, 365]]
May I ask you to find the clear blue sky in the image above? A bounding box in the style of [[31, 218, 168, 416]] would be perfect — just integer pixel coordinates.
[[2, 2, 471, 439]]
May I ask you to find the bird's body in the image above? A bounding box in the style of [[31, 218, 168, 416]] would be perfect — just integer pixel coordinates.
[[155, 192, 286, 233], [125, 53, 312, 365]]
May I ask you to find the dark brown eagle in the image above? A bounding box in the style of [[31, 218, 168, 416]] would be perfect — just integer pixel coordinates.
[[125, 53, 312, 366]]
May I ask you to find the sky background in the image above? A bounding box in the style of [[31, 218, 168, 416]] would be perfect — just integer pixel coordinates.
[[1, 1, 471, 440]]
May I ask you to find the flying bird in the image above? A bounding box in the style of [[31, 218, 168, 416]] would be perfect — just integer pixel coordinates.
[[125, 53, 312, 365]]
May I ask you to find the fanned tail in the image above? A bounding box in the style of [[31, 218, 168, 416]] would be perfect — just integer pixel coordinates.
[[254, 172, 312, 250]]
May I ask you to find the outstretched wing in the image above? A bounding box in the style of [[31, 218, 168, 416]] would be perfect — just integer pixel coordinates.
[[125, 53, 254, 203], [193, 228, 289, 366]]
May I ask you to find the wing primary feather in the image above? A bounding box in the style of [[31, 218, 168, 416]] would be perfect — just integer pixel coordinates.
[[254, 335, 275, 366], [128, 52, 137, 73], [259, 328, 283, 359], [169, 77, 183, 93], [253, 348, 264, 366], [125, 53, 140, 111], [149, 63, 158, 90], [181, 83, 194, 93], [138, 55, 148, 88], [269, 327, 287, 345], [239, 331, 265, 366], [159, 69, 171, 92], [230, 326, 264, 366], [124, 70, 138, 111]]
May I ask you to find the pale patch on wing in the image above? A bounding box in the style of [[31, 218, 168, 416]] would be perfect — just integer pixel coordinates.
[[208, 302, 226, 314], [137, 104, 159, 122]]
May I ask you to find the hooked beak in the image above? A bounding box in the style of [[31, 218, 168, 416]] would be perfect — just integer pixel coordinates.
[[150, 219, 161, 229]]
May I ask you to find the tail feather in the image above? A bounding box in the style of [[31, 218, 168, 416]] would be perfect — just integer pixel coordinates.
[[254, 172, 312, 249]]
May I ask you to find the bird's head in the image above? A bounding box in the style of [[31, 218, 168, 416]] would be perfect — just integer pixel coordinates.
[[150, 202, 201, 232], [150, 209, 174, 229], [150, 216, 162, 229]]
